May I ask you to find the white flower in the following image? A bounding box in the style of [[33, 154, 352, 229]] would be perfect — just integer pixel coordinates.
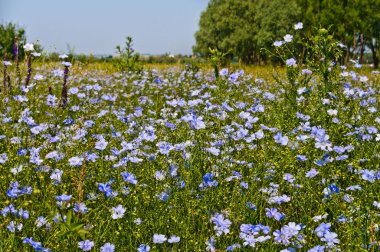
[[46, 151, 59, 159], [374, 201, 380, 209], [338, 43, 347, 48], [153, 234, 167, 244], [23, 43, 34, 52], [283, 34, 293, 43], [327, 109, 338, 116], [376, 134, 380, 142], [62, 61, 72, 67], [340, 71, 349, 77], [322, 99, 331, 105], [69, 87, 79, 95], [33, 74, 44, 81], [368, 107, 377, 113], [11, 165, 23, 175], [3, 61, 12, 66], [59, 54, 69, 59], [294, 22, 303, 30], [134, 218, 142, 225], [0, 153, 8, 164], [273, 40, 284, 47], [53, 69, 64, 77], [168, 235, 180, 243], [154, 170, 166, 181], [359, 76, 368, 83], [68, 156, 84, 166], [312, 213, 328, 222], [32, 52, 41, 57], [95, 138, 108, 151], [111, 205, 126, 219]]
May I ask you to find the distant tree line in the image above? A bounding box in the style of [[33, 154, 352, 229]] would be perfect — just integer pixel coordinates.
[[0, 23, 205, 67], [193, 0, 380, 68]]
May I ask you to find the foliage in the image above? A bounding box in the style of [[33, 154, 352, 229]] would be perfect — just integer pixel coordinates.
[[194, 0, 300, 64], [270, 26, 344, 112], [193, 0, 257, 64], [208, 48, 230, 78], [254, 0, 300, 62], [194, 0, 380, 67], [0, 22, 26, 60], [114, 36, 143, 73], [289, 0, 380, 67]]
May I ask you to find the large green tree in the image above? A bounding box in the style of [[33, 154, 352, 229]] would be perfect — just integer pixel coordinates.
[[254, 0, 300, 63], [193, 0, 257, 64], [193, 0, 300, 64], [296, 0, 380, 67], [194, 0, 380, 67], [0, 22, 27, 60], [358, 0, 380, 68]]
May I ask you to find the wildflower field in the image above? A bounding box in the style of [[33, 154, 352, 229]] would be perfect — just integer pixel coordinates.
[[1, 26, 380, 252]]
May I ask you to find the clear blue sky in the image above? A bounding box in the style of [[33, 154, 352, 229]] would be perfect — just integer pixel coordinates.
[[0, 0, 209, 55]]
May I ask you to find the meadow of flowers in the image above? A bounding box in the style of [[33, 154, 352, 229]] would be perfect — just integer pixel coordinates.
[[1, 25, 380, 251]]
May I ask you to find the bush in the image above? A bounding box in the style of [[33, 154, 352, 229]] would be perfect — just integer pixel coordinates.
[[114, 36, 143, 73]]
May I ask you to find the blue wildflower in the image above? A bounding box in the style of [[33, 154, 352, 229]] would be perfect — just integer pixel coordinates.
[[121, 172, 137, 184], [323, 183, 340, 198], [321, 231, 340, 246], [137, 244, 150, 252], [78, 240, 94, 251], [306, 169, 319, 178], [315, 222, 331, 237], [266, 208, 285, 221], [55, 194, 72, 201], [273, 229, 291, 245], [168, 235, 180, 243], [98, 182, 113, 198], [153, 234, 167, 244], [211, 213, 232, 236], [200, 173, 218, 189]]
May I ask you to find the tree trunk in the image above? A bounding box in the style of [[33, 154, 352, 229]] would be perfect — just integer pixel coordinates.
[[352, 31, 357, 60], [344, 42, 351, 65], [370, 42, 379, 69], [373, 51, 379, 69], [359, 34, 365, 64]]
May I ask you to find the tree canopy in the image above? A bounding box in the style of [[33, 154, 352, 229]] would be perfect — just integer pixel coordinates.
[[193, 0, 257, 64], [194, 0, 380, 67], [0, 22, 27, 60]]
